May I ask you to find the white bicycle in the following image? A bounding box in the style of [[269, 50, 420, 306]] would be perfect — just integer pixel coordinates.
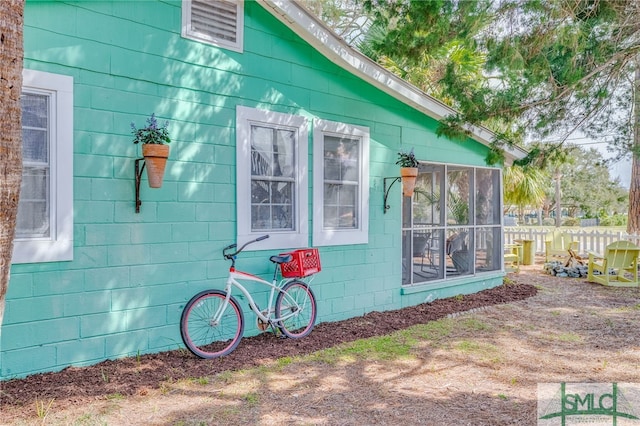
[[180, 235, 320, 359]]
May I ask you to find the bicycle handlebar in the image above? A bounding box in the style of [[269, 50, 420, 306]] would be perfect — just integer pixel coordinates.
[[223, 235, 270, 260]]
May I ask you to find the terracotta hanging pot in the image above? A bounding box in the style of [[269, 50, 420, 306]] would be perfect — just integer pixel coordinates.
[[400, 167, 418, 197], [142, 144, 170, 188]]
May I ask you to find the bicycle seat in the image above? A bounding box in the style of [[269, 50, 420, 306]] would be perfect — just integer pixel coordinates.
[[270, 254, 292, 264]]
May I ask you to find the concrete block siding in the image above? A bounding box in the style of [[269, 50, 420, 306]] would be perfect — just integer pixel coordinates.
[[1, 0, 503, 379]]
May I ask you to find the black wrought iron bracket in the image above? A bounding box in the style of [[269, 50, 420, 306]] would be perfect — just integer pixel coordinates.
[[134, 158, 146, 213], [383, 176, 401, 214]]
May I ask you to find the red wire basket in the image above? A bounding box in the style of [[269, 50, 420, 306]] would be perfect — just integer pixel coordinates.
[[280, 248, 321, 278]]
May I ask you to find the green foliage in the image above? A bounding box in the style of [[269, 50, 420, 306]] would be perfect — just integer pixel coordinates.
[[321, 0, 639, 229], [106, 393, 125, 400], [555, 147, 628, 218], [302, 0, 372, 42], [131, 113, 171, 145], [359, 0, 640, 167], [448, 191, 469, 224], [396, 148, 419, 167], [502, 143, 627, 221], [561, 217, 580, 227], [503, 165, 547, 212], [243, 392, 260, 405], [599, 214, 628, 227]]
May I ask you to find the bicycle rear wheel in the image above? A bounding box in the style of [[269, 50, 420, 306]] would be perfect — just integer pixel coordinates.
[[180, 290, 244, 358], [275, 280, 317, 338]]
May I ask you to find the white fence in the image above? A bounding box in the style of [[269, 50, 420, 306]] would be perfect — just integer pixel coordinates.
[[504, 227, 640, 255]]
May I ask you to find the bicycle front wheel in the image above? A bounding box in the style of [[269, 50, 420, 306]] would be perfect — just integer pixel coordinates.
[[180, 290, 244, 359], [275, 280, 317, 338]]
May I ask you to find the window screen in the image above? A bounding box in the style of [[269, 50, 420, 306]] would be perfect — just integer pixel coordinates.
[[323, 135, 360, 229], [250, 125, 296, 231], [17, 93, 50, 239]]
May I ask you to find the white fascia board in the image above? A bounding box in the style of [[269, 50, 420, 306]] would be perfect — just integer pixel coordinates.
[[259, 0, 527, 163]]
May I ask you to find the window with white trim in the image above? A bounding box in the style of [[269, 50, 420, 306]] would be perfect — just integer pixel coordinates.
[[313, 119, 369, 246], [12, 69, 73, 264], [182, 0, 244, 53], [236, 106, 308, 250]]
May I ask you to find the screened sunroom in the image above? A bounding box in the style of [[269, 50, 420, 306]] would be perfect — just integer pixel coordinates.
[[402, 163, 503, 286]]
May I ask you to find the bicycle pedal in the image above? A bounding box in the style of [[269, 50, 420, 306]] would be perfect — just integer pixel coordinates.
[[257, 318, 269, 332], [270, 322, 286, 338]]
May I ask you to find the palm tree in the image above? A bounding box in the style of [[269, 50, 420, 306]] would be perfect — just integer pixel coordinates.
[[0, 0, 24, 327], [356, 21, 485, 109], [503, 165, 547, 224]]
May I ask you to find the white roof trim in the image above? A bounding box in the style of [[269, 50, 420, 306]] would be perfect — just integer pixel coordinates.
[[258, 0, 527, 163]]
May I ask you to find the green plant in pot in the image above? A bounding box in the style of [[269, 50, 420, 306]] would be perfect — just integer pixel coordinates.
[[396, 148, 419, 196], [131, 113, 171, 188]]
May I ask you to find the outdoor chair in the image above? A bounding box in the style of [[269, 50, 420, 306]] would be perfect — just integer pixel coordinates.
[[586, 240, 640, 287], [544, 230, 579, 263], [413, 234, 431, 272], [426, 233, 442, 269], [504, 243, 521, 273], [447, 231, 469, 274]]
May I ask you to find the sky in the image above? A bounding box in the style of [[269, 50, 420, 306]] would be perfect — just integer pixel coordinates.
[[610, 157, 632, 189], [573, 140, 632, 189], [558, 132, 632, 189]]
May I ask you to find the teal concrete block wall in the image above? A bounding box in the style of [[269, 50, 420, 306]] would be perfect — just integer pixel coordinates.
[[1, 0, 503, 379]]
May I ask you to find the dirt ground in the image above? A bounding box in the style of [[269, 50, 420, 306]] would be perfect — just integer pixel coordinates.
[[2, 261, 640, 425]]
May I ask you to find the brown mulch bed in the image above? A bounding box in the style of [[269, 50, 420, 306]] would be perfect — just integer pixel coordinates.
[[0, 282, 536, 410]]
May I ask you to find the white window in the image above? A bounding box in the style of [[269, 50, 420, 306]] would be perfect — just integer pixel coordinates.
[[313, 119, 369, 246], [182, 0, 244, 53], [236, 106, 308, 250], [12, 69, 73, 264]]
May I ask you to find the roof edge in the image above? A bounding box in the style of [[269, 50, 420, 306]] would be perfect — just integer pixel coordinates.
[[258, 0, 527, 163]]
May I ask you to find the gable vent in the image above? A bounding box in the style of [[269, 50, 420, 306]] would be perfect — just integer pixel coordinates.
[[183, 0, 244, 52], [192, 0, 237, 42]]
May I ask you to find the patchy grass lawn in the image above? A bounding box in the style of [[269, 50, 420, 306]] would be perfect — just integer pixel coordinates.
[[3, 264, 640, 425]]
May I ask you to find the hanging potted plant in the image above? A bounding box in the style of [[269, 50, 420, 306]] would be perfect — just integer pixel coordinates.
[[396, 148, 419, 197], [131, 113, 171, 188]]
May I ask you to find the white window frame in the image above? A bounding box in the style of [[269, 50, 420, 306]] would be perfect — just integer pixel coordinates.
[[313, 119, 369, 246], [181, 0, 244, 53], [236, 106, 308, 250], [12, 69, 73, 264]]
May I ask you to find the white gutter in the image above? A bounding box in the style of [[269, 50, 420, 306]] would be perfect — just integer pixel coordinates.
[[259, 0, 528, 164]]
